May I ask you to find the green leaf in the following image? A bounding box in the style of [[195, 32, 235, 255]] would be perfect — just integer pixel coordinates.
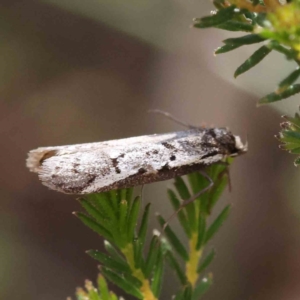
[[145, 236, 160, 278], [174, 177, 191, 199], [126, 187, 134, 200], [100, 267, 143, 299], [267, 41, 295, 60], [87, 250, 131, 273], [138, 203, 151, 248], [88, 286, 101, 300], [259, 84, 300, 105], [79, 197, 122, 245], [119, 199, 128, 237], [290, 147, 300, 154], [168, 189, 191, 238], [283, 114, 300, 129], [174, 289, 185, 300], [89, 292, 100, 300], [86, 193, 110, 212], [183, 283, 192, 300], [151, 250, 164, 298], [196, 213, 206, 250], [174, 177, 196, 231], [188, 170, 216, 214], [119, 188, 126, 199], [205, 205, 230, 244], [127, 196, 141, 242], [79, 198, 109, 229], [110, 293, 118, 300], [109, 190, 119, 213], [193, 5, 236, 28], [173, 283, 193, 300], [97, 275, 110, 300], [205, 164, 223, 182], [215, 20, 254, 32], [281, 131, 300, 143], [215, 43, 241, 54], [280, 136, 300, 145], [75, 212, 113, 242], [133, 238, 143, 269], [281, 130, 300, 139], [122, 273, 143, 289], [280, 142, 300, 151], [254, 12, 267, 27], [173, 283, 192, 300], [223, 34, 265, 46], [103, 241, 126, 265], [159, 236, 172, 255], [187, 172, 203, 196], [197, 249, 216, 273], [187, 172, 210, 205], [166, 251, 187, 285], [88, 193, 117, 222], [192, 274, 213, 300], [157, 214, 189, 261], [278, 69, 300, 92], [124, 188, 134, 208], [243, 10, 256, 23], [206, 173, 228, 213], [234, 45, 272, 78]]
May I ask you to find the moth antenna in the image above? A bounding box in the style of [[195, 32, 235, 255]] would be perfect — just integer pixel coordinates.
[[162, 170, 214, 232], [148, 109, 199, 129]]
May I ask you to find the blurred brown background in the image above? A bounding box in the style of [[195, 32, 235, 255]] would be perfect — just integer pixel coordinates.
[[2, 1, 300, 299]]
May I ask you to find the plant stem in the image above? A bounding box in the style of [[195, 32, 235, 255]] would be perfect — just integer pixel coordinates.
[[122, 244, 157, 300], [186, 232, 203, 287]]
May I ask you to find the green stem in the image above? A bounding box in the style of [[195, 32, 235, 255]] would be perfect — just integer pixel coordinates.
[[186, 232, 203, 287], [121, 244, 157, 300]]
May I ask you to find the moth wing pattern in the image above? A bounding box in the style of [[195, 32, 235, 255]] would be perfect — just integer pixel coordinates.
[[27, 128, 246, 194]]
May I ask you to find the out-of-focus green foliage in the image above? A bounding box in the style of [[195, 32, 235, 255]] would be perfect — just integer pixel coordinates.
[[194, 0, 300, 105], [157, 163, 230, 297], [75, 189, 161, 300], [73, 161, 232, 299], [278, 108, 300, 166], [67, 275, 119, 300]]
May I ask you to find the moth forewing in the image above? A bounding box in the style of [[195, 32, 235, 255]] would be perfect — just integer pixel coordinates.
[[26, 128, 246, 194]]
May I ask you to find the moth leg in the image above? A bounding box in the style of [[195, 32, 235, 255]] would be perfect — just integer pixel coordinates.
[[214, 159, 232, 192], [162, 170, 214, 232], [148, 109, 200, 129], [181, 170, 214, 208]]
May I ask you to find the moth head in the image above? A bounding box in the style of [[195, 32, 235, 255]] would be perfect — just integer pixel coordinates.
[[211, 128, 247, 156], [233, 135, 247, 155]]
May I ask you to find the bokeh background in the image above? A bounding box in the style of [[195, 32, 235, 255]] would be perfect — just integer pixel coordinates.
[[2, 1, 300, 299]]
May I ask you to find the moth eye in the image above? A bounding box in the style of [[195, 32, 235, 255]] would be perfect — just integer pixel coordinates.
[[170, 155, 176, 161]]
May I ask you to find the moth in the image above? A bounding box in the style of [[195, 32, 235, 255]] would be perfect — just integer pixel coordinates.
[[26, 127, 246, 194]]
